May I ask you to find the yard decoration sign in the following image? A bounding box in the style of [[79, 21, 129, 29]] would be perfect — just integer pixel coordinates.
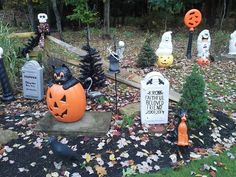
[[184, 9, 202, 59], [22, 60, 44, 100], [140, 72, 169, 124]]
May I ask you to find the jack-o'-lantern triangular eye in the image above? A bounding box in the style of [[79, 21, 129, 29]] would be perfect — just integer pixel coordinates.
[[61, 95, 66, 102], [49, 92, 52, 98], [54, 102, 58, 108]]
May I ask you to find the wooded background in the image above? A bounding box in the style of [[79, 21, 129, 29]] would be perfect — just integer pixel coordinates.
[[0, 0, 235, 33]]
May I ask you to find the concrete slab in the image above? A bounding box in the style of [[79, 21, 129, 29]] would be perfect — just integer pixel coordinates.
[[34, 111, 112, 137]]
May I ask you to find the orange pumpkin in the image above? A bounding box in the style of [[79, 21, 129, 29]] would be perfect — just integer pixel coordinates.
[[197, 57, 210, 66], [46, 83, 86, 122]]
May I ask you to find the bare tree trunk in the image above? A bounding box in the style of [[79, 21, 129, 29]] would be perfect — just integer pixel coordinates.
[[51, 0, 62, 39], [27, 0, 35, 30], [103, 0, 110, 38], [220, 0, 226, 29]]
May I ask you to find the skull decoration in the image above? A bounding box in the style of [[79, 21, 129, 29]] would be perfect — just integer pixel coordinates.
[[38, 13, 48, 23]]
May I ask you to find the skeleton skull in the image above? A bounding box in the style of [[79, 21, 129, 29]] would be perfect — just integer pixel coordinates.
[[38, 13, 48, 23]]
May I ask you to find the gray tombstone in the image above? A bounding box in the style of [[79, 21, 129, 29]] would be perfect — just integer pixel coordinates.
[[140, 72, 169, 125], [22, 60, 44, 100]]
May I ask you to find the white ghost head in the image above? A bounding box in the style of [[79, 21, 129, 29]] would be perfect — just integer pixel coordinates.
[[197, 29, 211, 43], [161, 31, 172, 43], [197, 29, 211, 57], [229, 31, 236, 55], [155, 31, 173, 56], [0, 47, 3, 58], [38, 13, 48, 23]]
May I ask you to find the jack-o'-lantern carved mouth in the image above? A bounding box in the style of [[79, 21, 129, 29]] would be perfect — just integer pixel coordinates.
[[49, 106, 68, 118], [48, 92, 68, 118]]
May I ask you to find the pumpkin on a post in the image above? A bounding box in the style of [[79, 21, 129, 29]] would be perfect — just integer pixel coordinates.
[[46, 64, 86, 123]]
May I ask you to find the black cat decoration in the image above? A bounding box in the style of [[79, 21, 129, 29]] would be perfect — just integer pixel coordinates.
[[48, 64, 79, 90]]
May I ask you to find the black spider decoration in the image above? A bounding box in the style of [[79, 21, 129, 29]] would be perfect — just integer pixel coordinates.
[[48, 64, 78, 90]]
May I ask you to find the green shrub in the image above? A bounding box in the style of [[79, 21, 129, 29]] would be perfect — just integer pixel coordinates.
[[137, 35, 156, 68], [0, 21, 25, 86], [177, 65, 209, 128]]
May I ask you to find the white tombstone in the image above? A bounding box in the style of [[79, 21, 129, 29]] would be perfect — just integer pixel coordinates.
[[38, 13, 48, 23], [155, 31, 173, 56], [140, 72, 169, 125], [197, 29, 211, 57], [22, 60, 44, 100], [229, 31, 236, 55]]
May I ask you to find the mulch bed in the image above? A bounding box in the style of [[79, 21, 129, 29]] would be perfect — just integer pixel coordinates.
[[0, 85, 236, 177]]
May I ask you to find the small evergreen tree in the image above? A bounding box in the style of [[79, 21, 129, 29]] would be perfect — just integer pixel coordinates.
[[178, 65, 209, 128], [137, 36, 156, 68], [79, 45, 106, 90]]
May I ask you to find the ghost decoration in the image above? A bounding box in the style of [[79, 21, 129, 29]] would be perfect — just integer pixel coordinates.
[[197, 29, 211, 58], [37, 13, 48, 23], [229, 31, 236, 55], [155, 31, 173, 56]]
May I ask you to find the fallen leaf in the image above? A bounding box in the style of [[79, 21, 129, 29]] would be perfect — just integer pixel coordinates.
[[95, 165, 107, 177], [209, 170, 216, 177], [82, 153, 92, 163], [109, 154, 116, 161]]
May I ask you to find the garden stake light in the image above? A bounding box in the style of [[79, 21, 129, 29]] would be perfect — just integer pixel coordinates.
[[0, 47, 15, 102], [184, 9, 202, 59], [107, 40, 125, 115]]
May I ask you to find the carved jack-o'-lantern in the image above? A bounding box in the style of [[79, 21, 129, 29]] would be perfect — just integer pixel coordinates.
[[197, 57, 210, 66], [157, 55, 174, 67], [46, 83, 86, 122]]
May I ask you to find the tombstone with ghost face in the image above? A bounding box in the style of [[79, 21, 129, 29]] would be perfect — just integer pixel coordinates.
[[229, 31, 236, 55], [197, 29, 211, 58]]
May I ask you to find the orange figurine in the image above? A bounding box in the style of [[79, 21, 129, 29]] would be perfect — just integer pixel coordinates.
[[177, 114, 189, 146]]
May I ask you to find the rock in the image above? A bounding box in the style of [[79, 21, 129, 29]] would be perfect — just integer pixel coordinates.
[[0, 128, 18, 145], [119, 103, 140, 117]]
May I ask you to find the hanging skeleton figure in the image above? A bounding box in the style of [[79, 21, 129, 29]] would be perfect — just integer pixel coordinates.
[[21, 13, 50, 57], [37, 13, 50, 48]]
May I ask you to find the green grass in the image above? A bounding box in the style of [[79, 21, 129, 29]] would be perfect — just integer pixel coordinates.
[[135, 146, 236, 177]]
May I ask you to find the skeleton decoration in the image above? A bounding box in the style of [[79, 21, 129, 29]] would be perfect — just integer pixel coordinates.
[[37, 13, 50, 48], [197, 29, 211, 58], [116, 41, 125, 60], [229, 31, 236, 55], [155, 31, 173, 56], [21, 13, 50, 57], [108, 41, 125, 73]]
